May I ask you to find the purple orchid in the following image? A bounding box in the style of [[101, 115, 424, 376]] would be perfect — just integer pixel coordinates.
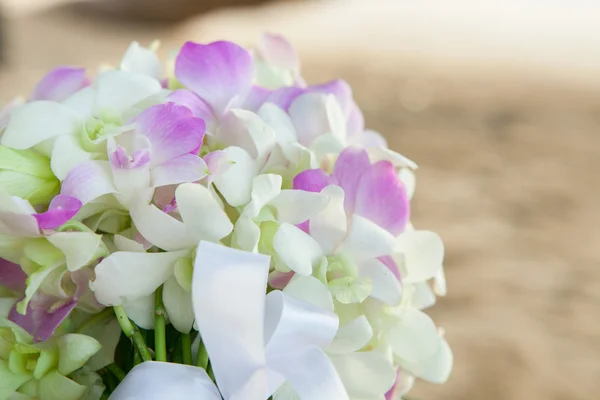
[[293, 147, 410, 236], [29, 66, 89, 103], [0, 258, 27, 292]]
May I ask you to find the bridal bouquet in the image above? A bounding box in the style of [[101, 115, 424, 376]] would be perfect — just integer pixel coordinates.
[[0, 35, 452, 400]]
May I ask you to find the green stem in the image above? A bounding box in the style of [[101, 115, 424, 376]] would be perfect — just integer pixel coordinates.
[[196, 337, 209, 370], [106, 363, 126, 381], [181, 333, 193, 365], [154, 286, 167, 362], [113, 306, 152, 362], [76, 308, 114, 334]]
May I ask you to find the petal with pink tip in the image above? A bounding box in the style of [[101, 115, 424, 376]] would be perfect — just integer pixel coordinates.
[[29, 66, 88, 102], [175, 41, 253, 116], [241, 86, 272, 112], [61, 161, 117, 205], [265, 86, 304, 110], [135, 103, 206, 167], [257, 34, 300, 71], [354, 160, 410, 235], [293, 169, 331, 193], [151, 154, 208, 188], [33, 195, 82, 229], [203, 151, 234, 183], [346, 101, 365, 138], [167, 90, 216, 125], [309, 79, 353, 116], [0, 258, 26, 291], [332, 147, 370, 213]]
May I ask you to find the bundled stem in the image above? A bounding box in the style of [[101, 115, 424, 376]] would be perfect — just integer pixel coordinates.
[[113, 306, 152, 362], [154, 286, 167, 362], [181, 333, 193, 365]]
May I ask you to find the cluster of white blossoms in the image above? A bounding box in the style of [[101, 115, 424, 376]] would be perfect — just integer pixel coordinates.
[[0, 35, 451, 400]]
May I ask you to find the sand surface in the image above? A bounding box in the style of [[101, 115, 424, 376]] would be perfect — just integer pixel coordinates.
[[1, 1, 599, 399]]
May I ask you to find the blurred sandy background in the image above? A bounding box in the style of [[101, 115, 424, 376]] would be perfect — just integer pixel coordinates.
[[1, 1, 599, 399]]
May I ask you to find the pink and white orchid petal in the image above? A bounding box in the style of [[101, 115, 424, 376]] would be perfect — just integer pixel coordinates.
[[29, 66, 88, 102], [0, 190, 39, 237], [269, 189, 329, 225], [9, 297, 77, 343], [359, 129, 388, 149], [398, 167, 416, 200], [151, 154, 208, 188], [109, 362, 222, 400], [354, 160, 410, 236], [329, 351, 396, 400], [241, 85, 273, 112], [346, 101, 365, 138], [257, 102, 297, 144], [163, 276, 195, 333], [46, 231, 104, 271], [120, 42, 162, 79], [293, 169, 331, 194], [175, 41, 254, 116], [327, 315, 373, 354], [265, 86, 304, 111], [91, 249, 189, 306], [94, 70, 161, 116], [167, 90, 216, 126], [388, 309, 439, 366], [175, 183, 233, 243], [192, 242, 270, 400], [397, 230, 444, 283], [282, 275, 333, 313], [308, 79, 353, 117], [203, 150, 234, 183], [50, 135, 94, 181], [135, 103, 206, 167], [257, 34, 300, 72], [338, 215, 397, 263], [385, 369, 415, 400], [1, 101, 81, 150], [33, 195, 82, 230], [129, 196, 196, 252], [0, 258, 26, 291], [332, 147, 370, 213], [289, 93, 343, 147], [367, 147, 418, 169], [218, 109, 276, 160], [358, 259, 402, 306], [309, 185, 347, 255], [273, 223, 323, 276], [61, 161, 117, 205], [212, 146, 257, 207]]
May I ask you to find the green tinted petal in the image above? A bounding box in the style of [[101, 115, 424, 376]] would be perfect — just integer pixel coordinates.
[[0, 171, 59, 206], [16, 264, 62, 315], [329, 276, 372, 304], [23, 241, 64, 268], [8, 350, 28, 375], [57, 335, 101, 376], [0, 146, 54, 179], [15, 379, 37, 397], [33, 348, 58, 380], [0, 359, 31, 400], [173, 257, 193, 293], [38, 371, 86, 400]]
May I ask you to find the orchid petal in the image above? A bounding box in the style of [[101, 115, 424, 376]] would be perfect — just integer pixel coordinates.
[[175, 183, 233, 242], [329, 351, 396, 400], [94, 70, 161, 116], [245, 174, 282, 218], [257, 102, 297, 144], [61, 161, 117, 205], [273, 223, 323, 276], [123, 295, 155, 330], [282, 275, 333, 312], [33, 195, 82, 230], [203, 150, 234, 183], [360, 129, 388, 149], [10, 295, 76, 343], [163, 276, 194, 333], [367, 147, 418, 169], [397, 230, 444, 283], [62, 86, 95, 119], [151, 154, 209, 188], [327, 315, 373, 354], [50, 135, 94, 181], [338, 215, 397, 263], [1, 101, 81, 150], [233, 214, 261, 252], [332, 147, 370, 213], [109, 362, 221, 400], [218, 109, 276, 160], [212, 146, 257, 207], [91, 250, 188, 305], [167, 90, 216, 124], [135, 103, 206, 166], [408, 336, 453, 383], [292, 169, 330, 193], [30, 66, 88, 102], [358, 259, 402, 306], [46, 231, 104, 271], [309, 79, 353, 117], [354, 160, 410, 235], [257, 34, 300, 72], [175, 41, 253, 115], [270, 189, 329, 225], [388, 309, 439, 365], [289, 93, 345, 147], [192, 242, 270, 400], [0, 258, 26, 291], [129, 196, 195, 251], [309, 185, 347, 255], [120, 42, 162, 79]]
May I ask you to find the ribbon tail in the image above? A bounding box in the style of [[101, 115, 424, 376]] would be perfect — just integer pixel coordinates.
[[108, 361, 221, 400]]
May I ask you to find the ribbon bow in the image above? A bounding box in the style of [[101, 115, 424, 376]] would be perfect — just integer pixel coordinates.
[[109, 241, 348, 400]]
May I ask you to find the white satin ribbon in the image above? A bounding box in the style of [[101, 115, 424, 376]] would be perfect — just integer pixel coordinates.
[[109, 241, 348, 400]]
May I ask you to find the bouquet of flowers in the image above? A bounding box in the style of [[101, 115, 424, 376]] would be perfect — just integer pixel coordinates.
[[0, 34, 452, 400]]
